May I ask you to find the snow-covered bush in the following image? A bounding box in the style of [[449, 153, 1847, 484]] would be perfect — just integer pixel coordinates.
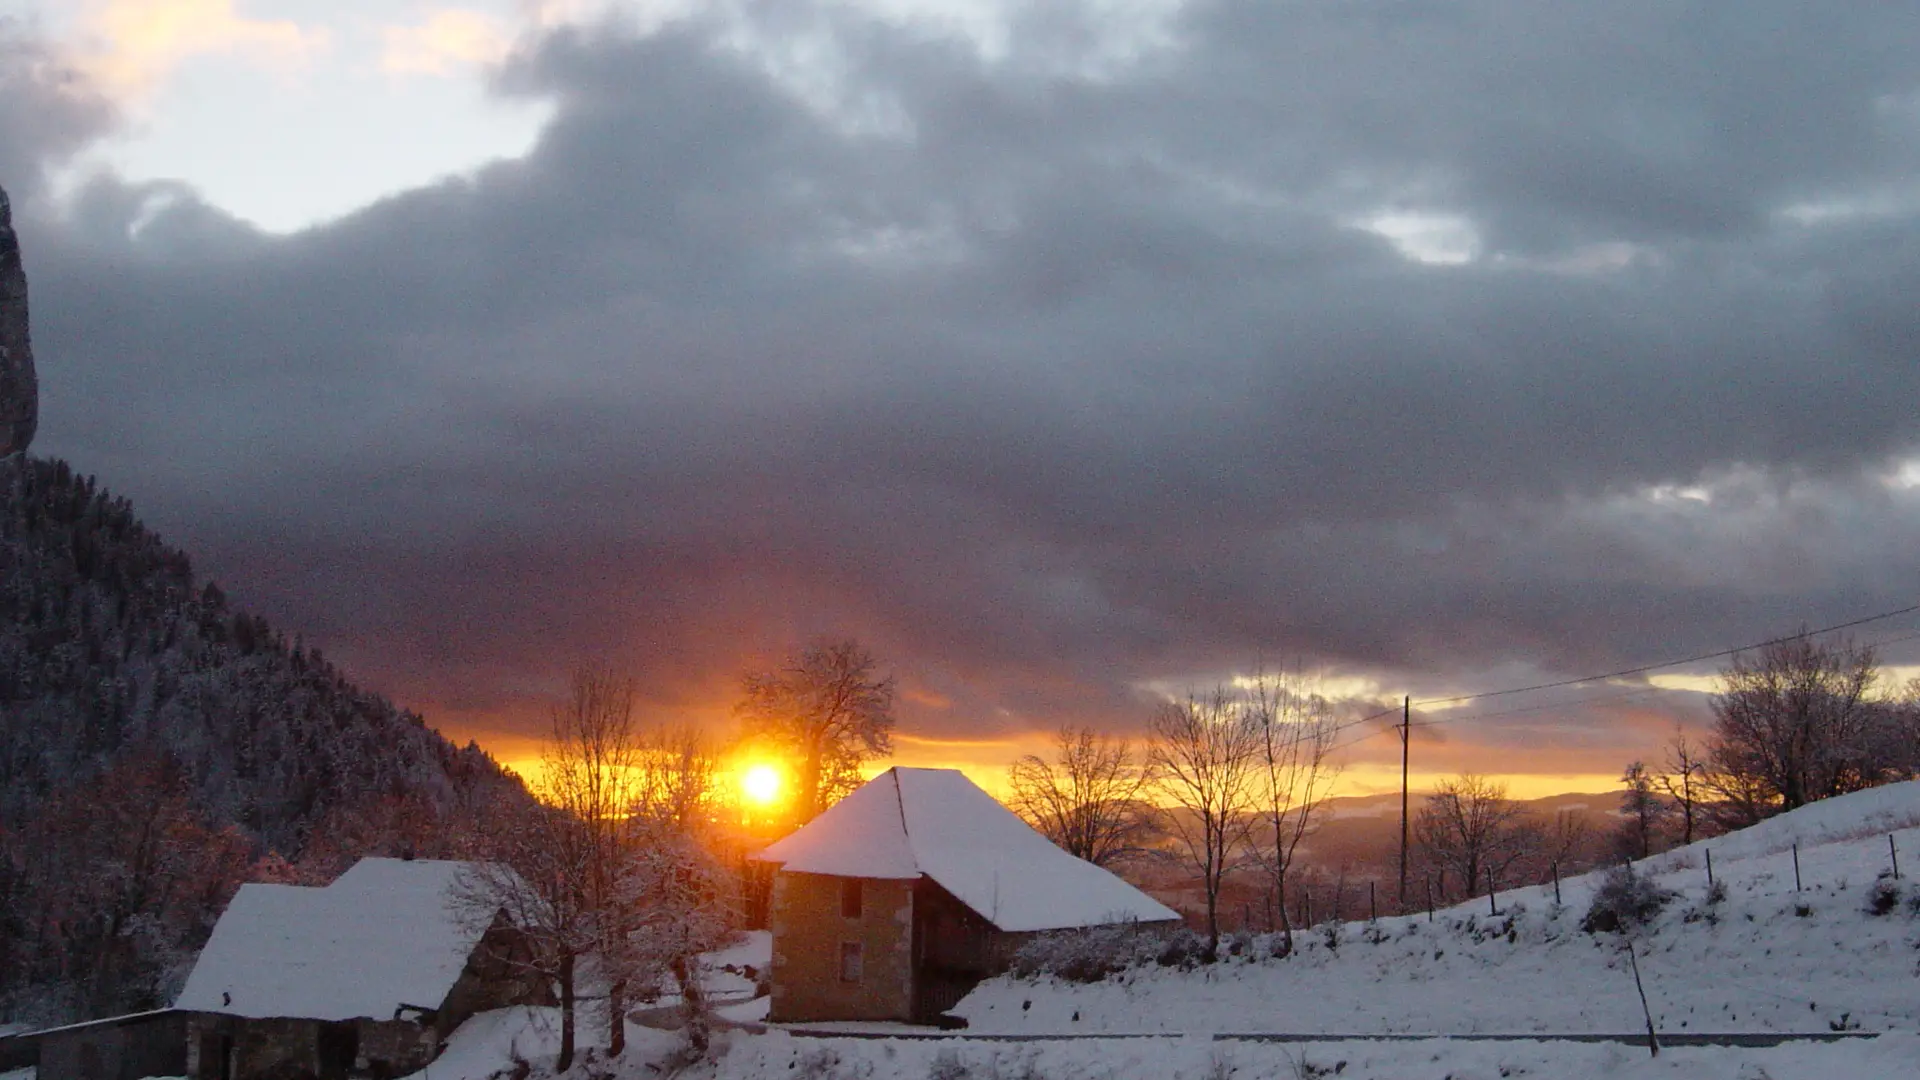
[[1581, 863, 1676, 933], [1010, 922, 1190, 982], [1865, 875, 1901, 916]]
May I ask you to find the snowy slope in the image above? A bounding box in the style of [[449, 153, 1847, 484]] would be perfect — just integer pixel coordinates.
[[399, 784, 1920, 1078], [955, 781, 1920, 1036]]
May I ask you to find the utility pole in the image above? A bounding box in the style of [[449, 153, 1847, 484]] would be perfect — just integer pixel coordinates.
[[1398, 695, 1410, 910]]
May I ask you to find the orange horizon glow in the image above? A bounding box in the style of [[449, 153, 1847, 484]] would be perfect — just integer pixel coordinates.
[[483, 736, 1628, 807], [457, 716, 1629, 809]]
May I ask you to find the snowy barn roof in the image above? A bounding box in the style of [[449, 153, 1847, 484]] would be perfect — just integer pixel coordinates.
[[175, 858, 492, 1021], [754, 767, 1179, 933]]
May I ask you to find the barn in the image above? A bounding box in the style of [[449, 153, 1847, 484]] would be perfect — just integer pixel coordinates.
[[754, 766, 1178, 1024], [172, 857, 549, 1079]]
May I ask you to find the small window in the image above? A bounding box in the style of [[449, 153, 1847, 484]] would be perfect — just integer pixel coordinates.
[[841, 878, 863, 919], [840, 941, 863, 983]]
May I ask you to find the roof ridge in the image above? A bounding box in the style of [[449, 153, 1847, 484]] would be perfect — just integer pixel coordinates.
[[888, 766, 918, 874]]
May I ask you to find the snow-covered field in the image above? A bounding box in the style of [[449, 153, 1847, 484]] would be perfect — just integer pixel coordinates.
[[33, 782, 1915, 1079], [955, 807, 1920, 1036], [442, 781, 1920, 1078]]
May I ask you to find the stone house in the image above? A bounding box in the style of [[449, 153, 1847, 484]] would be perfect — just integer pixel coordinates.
[[754, 767, 1178, 1024], [172, 857, 549, 1079]]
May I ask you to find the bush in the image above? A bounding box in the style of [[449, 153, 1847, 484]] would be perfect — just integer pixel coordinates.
[[1866, 876, 1901, 916], [928, 1048, 971, 1080], [1581, 863, 1676, 934], [1010, 921, 1188, 983]]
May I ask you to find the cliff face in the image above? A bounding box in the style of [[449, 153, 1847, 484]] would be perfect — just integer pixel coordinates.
[[0, 183, 37, 456]]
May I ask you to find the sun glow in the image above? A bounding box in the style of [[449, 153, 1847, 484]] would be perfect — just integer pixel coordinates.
[[741, 764, 783, 806]]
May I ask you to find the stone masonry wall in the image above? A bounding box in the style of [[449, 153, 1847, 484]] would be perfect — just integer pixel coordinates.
[[768, 873, 915, 1023]]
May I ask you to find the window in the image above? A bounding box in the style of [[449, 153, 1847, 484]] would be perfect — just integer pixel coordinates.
[[840, 941, 863, 982], [841, 878, 863, 919]]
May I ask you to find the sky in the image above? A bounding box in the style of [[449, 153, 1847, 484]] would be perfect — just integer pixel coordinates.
[[3, 0, 1919, 800]]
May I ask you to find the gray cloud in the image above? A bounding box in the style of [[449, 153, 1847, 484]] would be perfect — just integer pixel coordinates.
[[14, 2, 1920, 764], [0, 21, 116, 202]]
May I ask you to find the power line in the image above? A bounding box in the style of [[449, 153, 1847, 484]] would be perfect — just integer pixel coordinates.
[[1320, 606, 1920, 757], [1409, 600, 1920, 710]]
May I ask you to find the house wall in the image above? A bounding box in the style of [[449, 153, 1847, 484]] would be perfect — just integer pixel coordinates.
[[185, 1014, 436, 1080], [436, 919, 553, 1039], [768, 872, 915, 1023], [909, 880, 1043, 1020], [15, 1010, 188, 1080]]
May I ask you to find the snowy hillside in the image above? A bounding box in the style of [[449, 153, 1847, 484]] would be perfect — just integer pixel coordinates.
[[396, 782, 1920, 1078], [957, 779, 1920, 1036]]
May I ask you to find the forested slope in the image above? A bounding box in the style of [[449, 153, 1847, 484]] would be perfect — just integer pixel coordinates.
[[0, 455, 527, 1024]]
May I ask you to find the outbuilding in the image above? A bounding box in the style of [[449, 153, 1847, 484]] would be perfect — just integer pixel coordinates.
[[173, 857, 548, 1079], [754, 766, 1178, 1024]]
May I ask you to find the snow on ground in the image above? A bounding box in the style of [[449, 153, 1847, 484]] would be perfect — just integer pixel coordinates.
[[955, 782, 1920, 1037], [401, 782, 1920, 1078], [715, 1031, 1920, 1080], [417, 1019, 1920, 1080], [396, 1006, 686, 1080]]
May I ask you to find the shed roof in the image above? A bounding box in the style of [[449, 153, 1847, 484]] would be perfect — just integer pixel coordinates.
[[755, 767, 1178, 933], [175, 858, 492, 1021]]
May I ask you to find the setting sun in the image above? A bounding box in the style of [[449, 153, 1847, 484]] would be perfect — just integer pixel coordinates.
[[741, 764, 782, 806]]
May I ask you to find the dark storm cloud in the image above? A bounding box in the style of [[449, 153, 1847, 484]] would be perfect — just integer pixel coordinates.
[[0, 20, 116, 200], [14, 2, 1920, 758]]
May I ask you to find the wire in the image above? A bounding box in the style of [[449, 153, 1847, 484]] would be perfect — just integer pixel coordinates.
[[1317, 606, 1920, 757], [1407, 600, 1920, 709]]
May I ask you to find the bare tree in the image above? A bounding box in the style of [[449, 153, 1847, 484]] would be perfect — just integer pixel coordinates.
[[1658, 730, 1707, 846], [737, 638, 896, 822], [1695, 759, 1775, 832], [455, 801, 594, 1072], [1007, 725, 1152, 867], [1245, 671, 1342, 953], [541, 668, 647, 1058], [1147, 688, 1262, 957], [1708, 632, 1883, 813], [1415, 774, 1535, 900], [1615, 761, 1668, 860], [456, 669, 640, 1068], [1542, 808, 1597, 877], [606, 720, 733, 1056]]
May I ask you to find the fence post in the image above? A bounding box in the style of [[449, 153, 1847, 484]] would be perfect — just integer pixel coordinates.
[[1705, 848, 1713, 889], [1552, 860, 1561, 906], [1426, 877, 1435, 923], [1892, 835, 1901, 881], [1303, 888, 1312, 928], [1370, 880, 1377, 921], [1487, 868, 1498, 916], [1793, 842, 1802, 892]]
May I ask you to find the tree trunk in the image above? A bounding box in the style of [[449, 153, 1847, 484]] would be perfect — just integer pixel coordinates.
[[558, 951, 576, 1073], [672, 953, 710, 1055], [798, 745, 823, 823], [1276, 872, 1295, 956], [608, 977, 625, 1057]]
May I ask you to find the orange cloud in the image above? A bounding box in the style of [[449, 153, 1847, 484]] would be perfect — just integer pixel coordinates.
[[76, 0, 331, 96], [381, 9, 513, 77]]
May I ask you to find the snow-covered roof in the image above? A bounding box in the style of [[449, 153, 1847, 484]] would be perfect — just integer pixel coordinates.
[[175, 857, 494, 1021], [755, 767, 1179, 933]]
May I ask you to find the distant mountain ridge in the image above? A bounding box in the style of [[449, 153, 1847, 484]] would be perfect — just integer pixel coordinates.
[[0, 455, 526, 1023]]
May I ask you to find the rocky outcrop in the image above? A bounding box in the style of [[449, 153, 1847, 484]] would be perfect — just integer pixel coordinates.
[[0, 183, 38, 456]]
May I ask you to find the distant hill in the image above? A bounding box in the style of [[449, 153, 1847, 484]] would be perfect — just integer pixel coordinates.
[[1129, 789, 1625, 928], [1303, 789, 1621, 872], [0, 456, 529, 1024]]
